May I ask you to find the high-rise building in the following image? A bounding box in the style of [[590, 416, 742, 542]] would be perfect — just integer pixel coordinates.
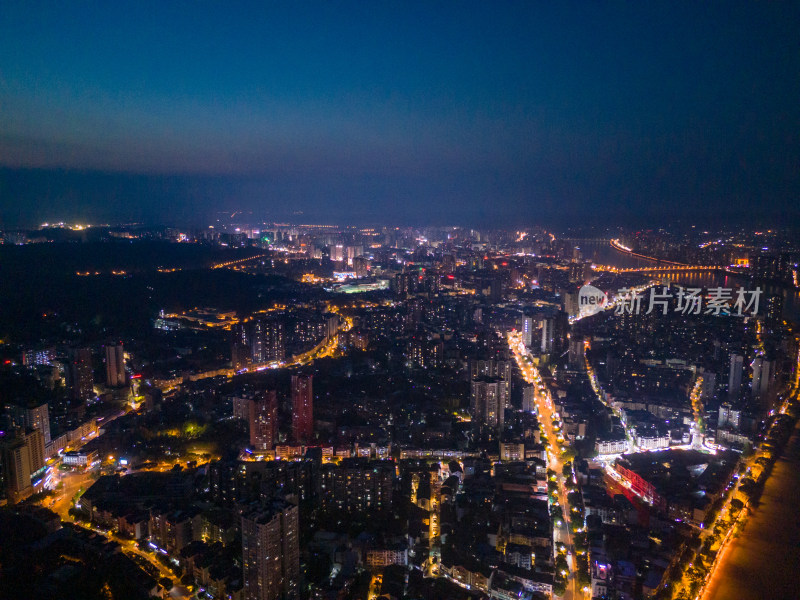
[[291, 375, 313, 443], [522, 385, 535, 412], [765, 294, 784, 328], [69, 348, 94, 400], [471, 377, 507, 429], [568, 261, 590, 284], [751, 357, 774, 403], [345, 245, 363, 266], [470, 358, 512, 382], [521, 315, 534, 348], [407, 333, 443, 369], [700, 371, 717, 400], [750, 252, 792, 284], [568, 338, 585, 370], [143, 386, 163, 414], [211, 459, 318, 507], [392, 272, 412, 297], [563, 290, 579, 318], [325, 314, 340, 339], [470, 358, 511, 406], [540, 317, 554, 354], [1, 429, 46, 503], [21, 347, 55, 367], [329, 244, 345, 263], [232, 394, 253, 421], [249, 391, 278, 451], [104, 343, 126, 387], [319, 458, 394, 513], [231, 338, 251, 371], [242, 500, 300, 600], [5, 402, 50, 446], [489, 277, 503, 303], [718, 403, 741, 430], [728, 353, 744, 400], [250, 318, 285, 364]]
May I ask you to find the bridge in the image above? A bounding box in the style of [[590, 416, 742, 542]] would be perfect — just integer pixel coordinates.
[[600, 239, 753, 276], [593, 264, 724, 274], [557, 237, 611, 244], [211, 253, 267, 269], [608, 238, 690, 265]]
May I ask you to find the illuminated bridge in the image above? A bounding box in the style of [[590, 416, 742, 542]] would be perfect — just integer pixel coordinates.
[[558, 237, 611, 243], [608, 238, 689, 266], [594, 264, 726, 274]]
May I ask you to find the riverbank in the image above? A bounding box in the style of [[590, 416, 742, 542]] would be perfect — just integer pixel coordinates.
[[702, 420, 800, 600]]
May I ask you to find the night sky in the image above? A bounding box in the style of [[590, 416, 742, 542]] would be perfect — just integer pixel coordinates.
[[1, 2, 799, 227]]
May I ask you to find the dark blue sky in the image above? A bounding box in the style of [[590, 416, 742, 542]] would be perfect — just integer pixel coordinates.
[[1, 2, 799, 226]]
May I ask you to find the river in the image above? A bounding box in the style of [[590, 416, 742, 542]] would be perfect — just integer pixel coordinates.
[[580, 240, 800, 322], [702, 421, 800, 600]]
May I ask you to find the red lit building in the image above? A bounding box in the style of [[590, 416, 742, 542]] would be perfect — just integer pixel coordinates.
[[612, 462, 667, 511]]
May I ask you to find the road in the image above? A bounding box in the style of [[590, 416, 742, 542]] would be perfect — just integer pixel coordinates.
[[72, 517, 190, 599], [509, 331, 587, 600], [49, 469, 94, 519], [43, 469, 190, 599]]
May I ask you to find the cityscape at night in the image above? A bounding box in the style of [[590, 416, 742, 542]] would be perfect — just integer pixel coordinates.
[[1, 3, 800, 600]]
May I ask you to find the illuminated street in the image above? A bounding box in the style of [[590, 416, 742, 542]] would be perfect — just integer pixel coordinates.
[[48, 469, 93, 520], [509, 331, 588, 600]]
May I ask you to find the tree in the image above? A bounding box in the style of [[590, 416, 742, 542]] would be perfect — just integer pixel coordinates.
[[555, 555, 569, 572], [742, 441, 754, 457], [577, 563, 591, 586]]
